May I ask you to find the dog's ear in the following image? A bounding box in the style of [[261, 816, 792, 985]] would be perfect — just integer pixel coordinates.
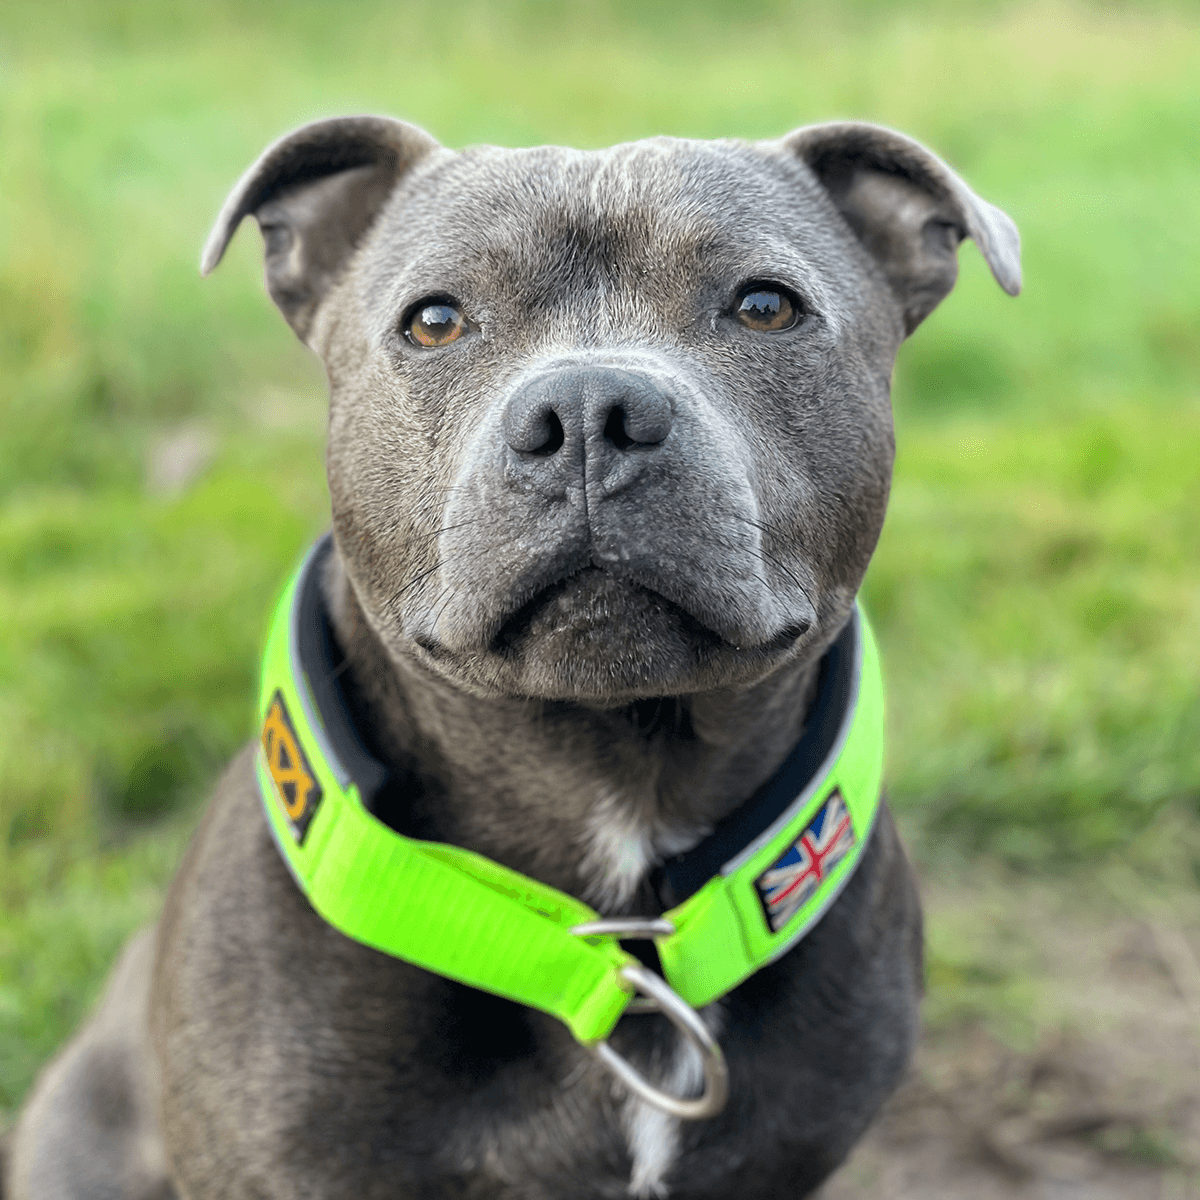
[[201, 116, 441, 340], [779, 122, 1020, 335]]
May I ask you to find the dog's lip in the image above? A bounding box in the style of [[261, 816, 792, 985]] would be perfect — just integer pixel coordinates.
[[488, 566, 714, 657], [409, 568, 814, 704], [485, 565, 810, 659]]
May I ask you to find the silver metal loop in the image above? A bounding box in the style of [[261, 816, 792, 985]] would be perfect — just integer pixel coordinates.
[[591, 963, 729, 1121], [568, 917, 676, 939], [569, 918, 677, 1014]]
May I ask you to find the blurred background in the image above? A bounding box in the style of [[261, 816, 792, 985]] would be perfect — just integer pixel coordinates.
[[1, 1, 1197, 1193]]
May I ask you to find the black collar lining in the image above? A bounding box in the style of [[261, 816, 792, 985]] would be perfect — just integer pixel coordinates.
[[653, 614, 857, 906]]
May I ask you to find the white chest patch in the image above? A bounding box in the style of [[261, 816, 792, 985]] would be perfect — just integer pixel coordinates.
[[623, 1003, 725, 1198], [578, 787, 706, 911], [577, 786, 720, 1195], [579, 787, 656, 910]]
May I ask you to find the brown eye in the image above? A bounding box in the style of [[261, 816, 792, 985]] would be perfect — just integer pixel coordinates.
[[406, 300, 468, 348], [735, 285, 800, 332]]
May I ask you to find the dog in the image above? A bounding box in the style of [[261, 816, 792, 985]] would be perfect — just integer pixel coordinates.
[[5, 115, 1019, 1200]]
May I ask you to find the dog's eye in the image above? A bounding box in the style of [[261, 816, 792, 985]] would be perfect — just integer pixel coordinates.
[[406, 300, 468, 348], [734, 285, 801, 333]]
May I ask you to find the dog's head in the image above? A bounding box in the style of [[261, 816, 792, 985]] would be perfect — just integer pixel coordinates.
[[205, 117, 1018, 706]]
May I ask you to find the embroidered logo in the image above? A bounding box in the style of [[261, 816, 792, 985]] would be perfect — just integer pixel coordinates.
[[261, 689, 323, 844], [755, 789, 855, 933]]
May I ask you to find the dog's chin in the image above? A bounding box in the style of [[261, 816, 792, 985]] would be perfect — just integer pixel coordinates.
[[413, 567, 809, 703]]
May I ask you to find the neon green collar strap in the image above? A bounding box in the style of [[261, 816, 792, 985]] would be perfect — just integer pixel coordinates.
[[256, 536, 884, 1052]]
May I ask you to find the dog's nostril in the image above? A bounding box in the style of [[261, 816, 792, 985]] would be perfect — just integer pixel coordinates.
[[503, 390, 569, 456], [603, 405, 636, 452], [528, 411, 565, 457], [603, 399, 671, 451]]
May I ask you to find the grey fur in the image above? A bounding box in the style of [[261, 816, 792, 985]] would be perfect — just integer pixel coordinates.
[[7, 115, 1019, 1200], [7, 929, 170, 1200]]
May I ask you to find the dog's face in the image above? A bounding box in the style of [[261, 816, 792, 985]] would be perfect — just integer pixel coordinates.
[[328, 139, 896, 705], [205, 119, 1019, 705]]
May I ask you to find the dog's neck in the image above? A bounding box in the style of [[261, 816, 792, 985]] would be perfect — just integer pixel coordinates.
[[323, 551, 821, 914]]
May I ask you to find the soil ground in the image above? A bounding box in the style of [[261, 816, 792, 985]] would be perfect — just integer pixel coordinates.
[[819, 872, 1200, 1200]]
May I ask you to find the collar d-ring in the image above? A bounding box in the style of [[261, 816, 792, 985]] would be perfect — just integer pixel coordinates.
[[570, 917, 728, 1120], [592, 962, 729, 1120]]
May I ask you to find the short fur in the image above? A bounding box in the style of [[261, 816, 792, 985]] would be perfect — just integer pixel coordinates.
[[6, 117, 1019, 1200]]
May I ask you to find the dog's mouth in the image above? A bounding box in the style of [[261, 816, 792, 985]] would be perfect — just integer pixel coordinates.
[[417, 565, 809, 702], [409, 555, 813, 702], [489, 566, 727, 660]]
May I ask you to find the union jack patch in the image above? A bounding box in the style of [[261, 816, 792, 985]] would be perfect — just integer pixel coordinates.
[[755, 789, 855, 933]]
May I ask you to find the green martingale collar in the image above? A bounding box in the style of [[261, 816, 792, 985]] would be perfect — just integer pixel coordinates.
[[255, 536, 885, 1048]]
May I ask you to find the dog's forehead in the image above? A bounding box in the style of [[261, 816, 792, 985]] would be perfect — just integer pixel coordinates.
[[365, 137, 831, 307], [414, 137, 795, 238]]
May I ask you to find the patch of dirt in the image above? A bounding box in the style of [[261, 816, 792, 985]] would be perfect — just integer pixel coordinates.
[[819, 875, 1200, 1199]]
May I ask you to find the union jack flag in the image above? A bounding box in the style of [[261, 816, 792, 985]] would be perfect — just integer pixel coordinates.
[[755, 789, 855, 933]]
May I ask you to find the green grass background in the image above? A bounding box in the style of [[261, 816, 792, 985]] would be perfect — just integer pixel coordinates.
[[2, 0, 1198, 1119]]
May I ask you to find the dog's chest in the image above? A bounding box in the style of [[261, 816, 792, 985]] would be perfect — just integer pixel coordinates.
[[156, 761, 922, 1200], [159, 790, 704, 1199]]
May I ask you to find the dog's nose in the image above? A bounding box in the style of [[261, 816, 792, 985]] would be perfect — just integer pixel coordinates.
[[501, 366, 674, 499]]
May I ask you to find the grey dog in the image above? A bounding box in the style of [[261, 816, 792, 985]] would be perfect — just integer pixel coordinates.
[[4, 115, 1019, 1200]]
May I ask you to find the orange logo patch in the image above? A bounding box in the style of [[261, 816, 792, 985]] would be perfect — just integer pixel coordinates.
[[261, 689, 323, 843]]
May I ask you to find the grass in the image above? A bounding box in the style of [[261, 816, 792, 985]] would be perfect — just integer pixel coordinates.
[[2, 0, 1198, 1120]]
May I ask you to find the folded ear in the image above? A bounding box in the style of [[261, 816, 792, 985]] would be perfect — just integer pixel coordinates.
[[779, 122, 1020, 335], [201, 116, 441, 340]]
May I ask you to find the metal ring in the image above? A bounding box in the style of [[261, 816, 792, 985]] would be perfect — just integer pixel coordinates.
[[591, 963, 729, 1121], [568, 917, 676, 939], [569, 918, 677, 1014]]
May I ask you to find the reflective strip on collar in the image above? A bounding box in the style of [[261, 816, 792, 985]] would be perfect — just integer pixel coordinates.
[[256, 536, 885, 1041]]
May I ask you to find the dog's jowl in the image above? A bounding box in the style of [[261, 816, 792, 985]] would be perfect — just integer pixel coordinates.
[[5, 118, 1019, 1200]]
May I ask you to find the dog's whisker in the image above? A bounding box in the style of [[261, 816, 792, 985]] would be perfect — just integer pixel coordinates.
[[387, 558, 446, 607], [700, 511, 818, 613]]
